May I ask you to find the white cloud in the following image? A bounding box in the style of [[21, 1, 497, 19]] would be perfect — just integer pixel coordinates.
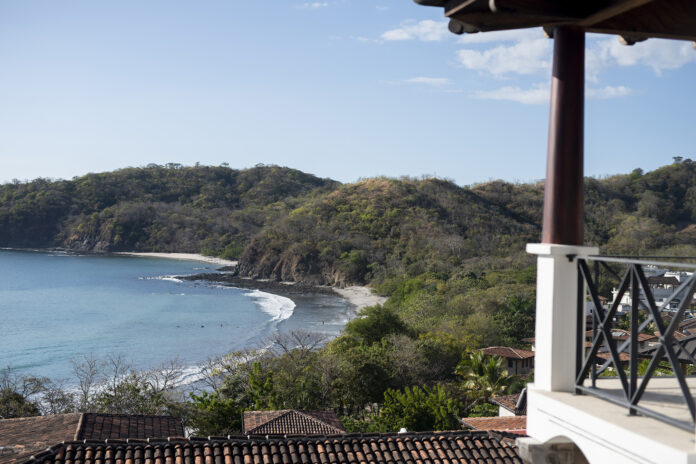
[[455, 33, 694, 81], [295, 2, 328, 9], [458, 28, 543, 44], [596, 38, 696, 75], [474, 82, 632, 104], [405, 77, 451, 86], [473, 83, 550, 104], [587, 85, 633, 99], [381, 20, 449, 42], [456, 38, 552, 76]]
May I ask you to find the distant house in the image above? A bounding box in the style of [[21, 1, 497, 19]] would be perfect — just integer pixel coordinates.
[[592, 329, 658, 350], [0, 413, 184, 463], [242, 410, 345, 435], [461, 416, 527, 435], [611, 270, 696, 314], [480, 346, 535, 375], [490, 389, 527, 417]]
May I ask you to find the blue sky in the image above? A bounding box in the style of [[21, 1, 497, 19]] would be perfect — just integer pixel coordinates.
[[1, 1, 694, 186]]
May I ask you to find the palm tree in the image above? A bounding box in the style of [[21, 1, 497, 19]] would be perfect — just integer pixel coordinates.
[[455, 351, 515, 401]]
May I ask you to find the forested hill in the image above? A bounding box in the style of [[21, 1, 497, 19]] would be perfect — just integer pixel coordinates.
[[0, 165, 338, 257], [2, 160, 696, 288]]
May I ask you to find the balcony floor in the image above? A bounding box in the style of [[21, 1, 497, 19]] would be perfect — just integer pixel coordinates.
[[527, 379, 696, 464], [579, 376, 696, 430]]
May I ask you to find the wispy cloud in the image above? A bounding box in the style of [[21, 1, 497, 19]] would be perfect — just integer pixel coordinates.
[[458, 28, 543, 44], [587, 85, 633, 99], [473, 83, 550, 104], [295, 2, 328, 9], [381, 20, 449, 42], [474, 82, 632, 104], [405, 77, 451, 86], [456, 39, 552, 76], [593, 37, 696, 76]]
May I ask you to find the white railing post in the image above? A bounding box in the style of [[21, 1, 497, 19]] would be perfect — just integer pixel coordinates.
[[527, 243, 598, 392]]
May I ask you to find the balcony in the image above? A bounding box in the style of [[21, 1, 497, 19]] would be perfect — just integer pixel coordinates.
[[521, 246, 696, 464]]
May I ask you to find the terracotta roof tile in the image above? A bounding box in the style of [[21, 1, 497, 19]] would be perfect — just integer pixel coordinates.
[[489, 392, 527, 416], [0, 414, 82, 464], [17, 432, 522, 464], [242, 411, 345, 436], [647, 276, 680, 286], [0, 414, 184, 464], [595, 351, 631, 362], [77, 413, 184, 440], [461, 416, 527, 434], [479, 347, 535, 360]]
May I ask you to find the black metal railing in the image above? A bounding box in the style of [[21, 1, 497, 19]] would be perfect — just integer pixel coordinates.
[[575, 255, 696, 431]]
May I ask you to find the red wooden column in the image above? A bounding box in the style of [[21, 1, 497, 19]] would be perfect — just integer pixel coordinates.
[[541, 26, 585, 245]]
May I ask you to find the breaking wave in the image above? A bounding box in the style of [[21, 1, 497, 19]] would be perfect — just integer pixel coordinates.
[[141, 275, 183, 283], [244, 289, 296, 322]]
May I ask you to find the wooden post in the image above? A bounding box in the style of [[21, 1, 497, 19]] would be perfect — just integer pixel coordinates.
[[541, 27, 585, 245]]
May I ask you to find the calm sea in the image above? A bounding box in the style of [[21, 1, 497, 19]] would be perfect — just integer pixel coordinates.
[[0, 250, 353, 383]]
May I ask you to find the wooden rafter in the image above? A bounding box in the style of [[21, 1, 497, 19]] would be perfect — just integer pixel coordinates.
[[418, 0, 696, 41]]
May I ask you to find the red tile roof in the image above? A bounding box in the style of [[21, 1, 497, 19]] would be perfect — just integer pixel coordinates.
[[0, 414, 81, 464], [595, 351, 631, 362], [480, 347, 535, 360], [489, 393, 526, 416], [461, 416, 527, 435], [76, 414, 184, 440], [0, 414, 184, 464], [243, 410, 345, 435], [19, 431, 523, 464]]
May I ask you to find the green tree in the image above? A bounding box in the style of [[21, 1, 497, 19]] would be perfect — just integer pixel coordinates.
[[455, 352, 515, 405], [344, 305, 408, 345], [189, 374, 251, 436], [494, 296, 535, 345], [375, 384, 462, 432], [0, 389, 40, 418]]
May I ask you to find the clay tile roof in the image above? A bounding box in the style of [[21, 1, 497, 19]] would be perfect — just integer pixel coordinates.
[[0, 414, 82, 464], [0, 413, 184, 464], [461, 416, 527, 435], [242, 410, 345, 435], [489, 392, 526, 416], [647, 276, 680, 286], [607, 332, 657, 342], [480, 347, 535, 360], [595, 351, 631, 362], [76, 413, 184, 440], [18, 431, 523, 464], [680, 318, 696, 330]]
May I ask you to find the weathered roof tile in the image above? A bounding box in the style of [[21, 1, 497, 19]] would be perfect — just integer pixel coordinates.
[[242, 411, 344, 436]]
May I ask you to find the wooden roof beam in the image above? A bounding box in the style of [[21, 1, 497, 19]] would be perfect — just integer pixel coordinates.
[[578, 0, 656, 27]]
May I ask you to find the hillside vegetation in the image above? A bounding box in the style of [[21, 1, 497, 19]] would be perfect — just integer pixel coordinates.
[[0, 165, 338, 258], [3, 159, 696, 432], [3, 160, 696, 285]]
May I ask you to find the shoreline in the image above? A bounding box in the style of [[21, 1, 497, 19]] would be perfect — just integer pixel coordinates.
[[330, 286, 388, 311], [176, 272, 386, 311], [113, 251, 238, 267], [2, 248, 387, 311]]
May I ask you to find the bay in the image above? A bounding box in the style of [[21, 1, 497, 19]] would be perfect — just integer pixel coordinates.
[[0, 249, 353, 383]]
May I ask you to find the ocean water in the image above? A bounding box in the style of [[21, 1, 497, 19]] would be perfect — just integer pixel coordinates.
[[0, 250, 353, 383]]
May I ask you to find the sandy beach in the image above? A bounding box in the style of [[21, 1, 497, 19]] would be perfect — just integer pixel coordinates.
[[116, 252, 386, 310], [114, 252, 238, 267], [332, 286, 388, 311]]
